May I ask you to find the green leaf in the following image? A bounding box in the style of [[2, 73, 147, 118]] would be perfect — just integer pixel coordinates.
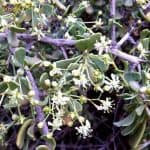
[[114, 112, 136, 127], [14, 47, 26, 66], [69, 100, 83, 112], [75, 33, 101, 51], [25, 56, 41, 66], [140, 29, 150, 39], [27, 124, 36, 141], [43, 136, 56, 150], [124, 72, 141, 91], [0, 82, 8, 93], [121, 114, 146, 136], [89, 54, 108, 72], [141, 38, 150, 50], [20, 77, 30, 94], [56, 55, 81, 69], [129, 120, 147, 149], [36, 145, 49, 150], [8, 81, 19, 90], [119, 93, 137, 100], [124, 72, 141, 82], [41, 4, 54, 16], [135, 105, 145, 116], [16, 119, 33, 149], [10, 25, 26, 33]]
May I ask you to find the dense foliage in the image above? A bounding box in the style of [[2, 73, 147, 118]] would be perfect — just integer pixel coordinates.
[[0, 0, 150, 149]]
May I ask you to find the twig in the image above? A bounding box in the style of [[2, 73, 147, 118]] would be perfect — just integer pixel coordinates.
[[116, 26, 135, 48], [110, 0, 116, 46], [52, 0, 66, 11], [61, 47, 68, 59], [25, 70, 49, 136], [0, 32, 145, 64], [110, 48, 144, 64]]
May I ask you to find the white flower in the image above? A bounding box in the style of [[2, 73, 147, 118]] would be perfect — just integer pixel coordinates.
[[49, 63, 62, 76], [52, 91, 70, 105], [94, 36, 111, 54], [66, 16, 77, 26], [81, 1, 90, 7], [73, 74, 88, 88], [93, 18, 103, 29], [100, 97, 113, 113], [94, 41, 103, 54], [48, 118, 63, 131], [75, 120, 93, 139], [104, 74, 123, 92]]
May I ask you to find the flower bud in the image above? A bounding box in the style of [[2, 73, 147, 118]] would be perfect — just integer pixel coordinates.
[[17, 68, 24, 76], [44, 79, 51, 87], [42, 61, 51, 67], [78, 116, 85, 123], [28, 90, 35, 97], [37, 122, 44, 129]]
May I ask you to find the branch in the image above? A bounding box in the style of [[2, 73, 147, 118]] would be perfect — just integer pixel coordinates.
[[110, 0, 116, 46], [0, 32, 145, 64], [116, 26, 135, 48], [25, 70, 49, 136], [0, 33, 76, 46], [110, 48, 145, 64]]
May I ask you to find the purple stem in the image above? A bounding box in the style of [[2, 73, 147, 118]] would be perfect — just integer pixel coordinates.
[[61, 47, 68, 59], [0, 33, 76, 46], [0, 32, 144, 64], [110, 0, 116, 46], [25, 70, 49, 135], [110, 48, 144, 64], [116, 27, 135, 48]]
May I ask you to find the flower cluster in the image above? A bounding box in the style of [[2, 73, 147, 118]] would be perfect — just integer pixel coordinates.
[[104, 74, 123, 92], [94, 36, 111, 54], [75, 120, 93, 139]]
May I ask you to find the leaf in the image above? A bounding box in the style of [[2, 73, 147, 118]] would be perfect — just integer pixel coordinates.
[[36, 145, 49, 150], [124, 72, 141, 91], [124, 72, 141, 82], [41, 4, 54, 16], [25, 56, 41, 66], [27, 124, 36, 141], [140, 29, 150, 39], [8, 81, 19, 90], [14, 47, 26, 66], [129, 120, 147, 149], [69, 100, 83, 112], [7, 31, 19, 47], [114, 112, 136, 127], [89, 54, 108, 72], [16, 119, 33, 149], [20, 77, 30, 94], [10, 25, 26, 33], [43, 136, 56, 150], [0, 82, 8, 93], [141, 38, 149, 50], [135, 105, 145, 116], [121, 114, 146, 136], [56, 55, 81, 69], [75, 33, 101, 51], [119, 93, 137, 100]]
